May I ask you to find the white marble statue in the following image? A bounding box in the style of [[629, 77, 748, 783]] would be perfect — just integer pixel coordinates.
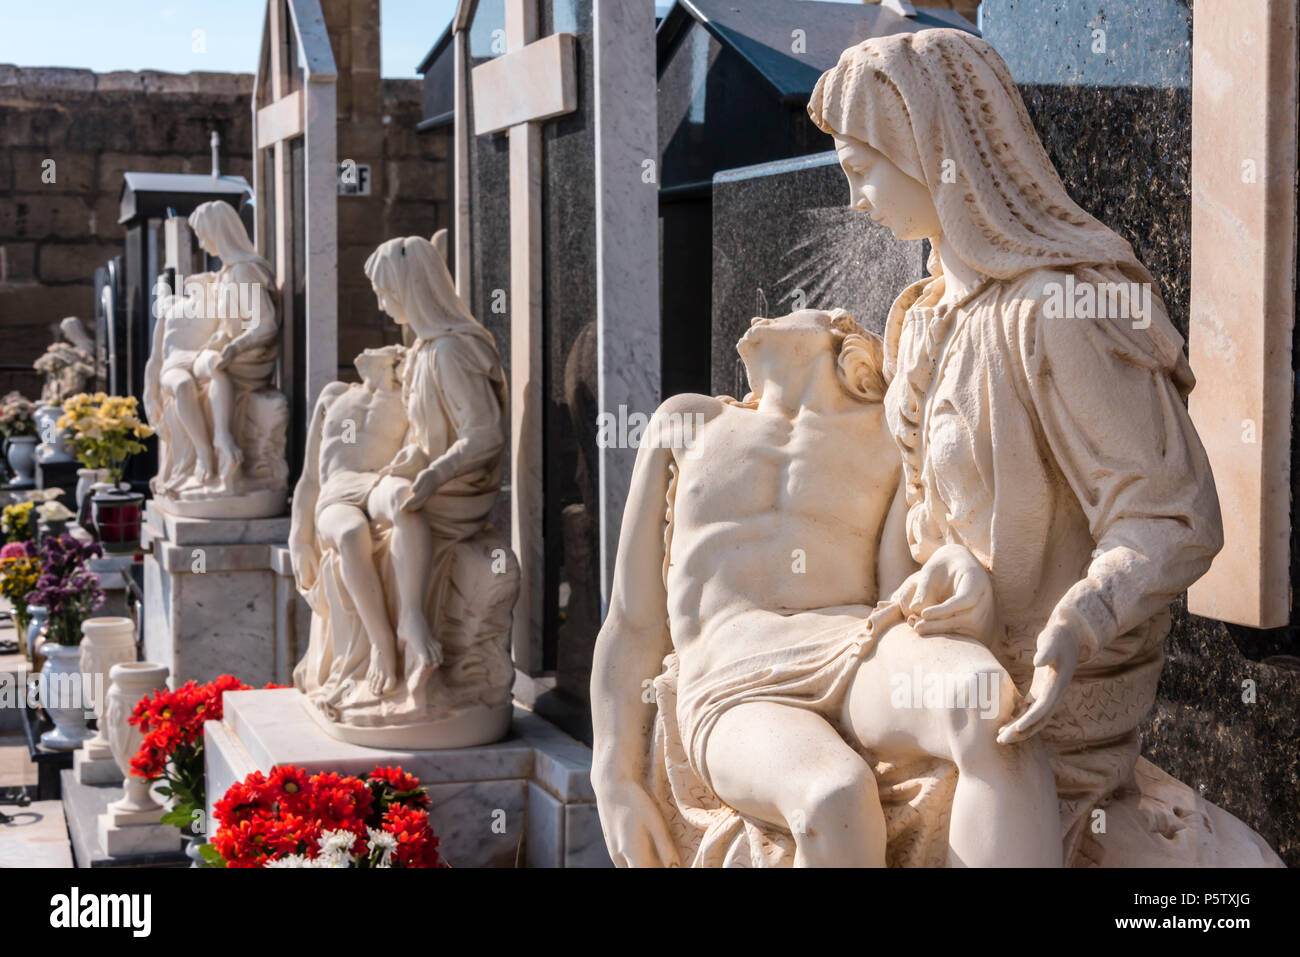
[[592, 308, 1060, 867], [290, 233, 518, 749], [34, 316, 98, 404], [591, 28, 1282, 868], [143, 200, 287, 518]]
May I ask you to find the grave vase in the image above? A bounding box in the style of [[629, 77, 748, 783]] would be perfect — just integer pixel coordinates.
[[38, 642, 92, 751], [5, 436, 37, 487], [33, 405, 75, 465]]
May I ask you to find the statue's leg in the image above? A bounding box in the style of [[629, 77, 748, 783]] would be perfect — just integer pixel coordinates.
[[317, 503, 399, 697], [842, 622, 1062, 867], [159, 368, 214, 480], [368, 476, 442, 673], [194, 352, 243, 483], [704, 701, 886, 867]]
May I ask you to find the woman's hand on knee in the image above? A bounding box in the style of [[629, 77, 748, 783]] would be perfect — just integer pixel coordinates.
[[891, 543, 997, 644]]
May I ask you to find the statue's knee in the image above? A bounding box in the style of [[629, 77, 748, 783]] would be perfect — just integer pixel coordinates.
[[799, 762, 875, 830], [937, 664, 1014, 750]]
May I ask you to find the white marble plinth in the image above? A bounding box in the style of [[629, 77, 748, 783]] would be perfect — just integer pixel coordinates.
[[74, 738, 123, 785], [205, 688, 611, 868], [98, 807, 179, 858], [141, 503, 308, 687]]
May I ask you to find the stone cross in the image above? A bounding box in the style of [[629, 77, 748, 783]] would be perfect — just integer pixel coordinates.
[[253, 0, 339, 472], [1186, 0, 1295, 628], [469, 0, 577, 670]]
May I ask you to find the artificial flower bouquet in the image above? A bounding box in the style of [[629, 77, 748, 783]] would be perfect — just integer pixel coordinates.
[[0, 541, 40, 639], [209, 764, 447, 868], [0, 390, 36, 439], [29, 534, 104, 644], [2, 500, 35, 544], [129, 675, 281, 840], [57, 392, 153, 485]]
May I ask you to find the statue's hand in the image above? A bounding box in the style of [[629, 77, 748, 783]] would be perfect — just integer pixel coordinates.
[[996, 625, 1078, 744], [595, 779, 681, 868], [891, 543, 996, 643], [215, 343, 238, 371], [289, 537, 319, 592], [401, 468, 441, 512]]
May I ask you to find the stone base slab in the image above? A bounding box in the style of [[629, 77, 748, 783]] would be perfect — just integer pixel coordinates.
[[141, 503, 306, 687], [205, 688, 611, 868], [61, 770, 187, 868]]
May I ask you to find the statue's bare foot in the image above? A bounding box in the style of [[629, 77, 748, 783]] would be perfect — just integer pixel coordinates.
[[397, 615, 442, 678], [367, 641, 398, 696], [215, 441, 244, 485], [407, 637, 444, 679], [195, 453, 215, 484]]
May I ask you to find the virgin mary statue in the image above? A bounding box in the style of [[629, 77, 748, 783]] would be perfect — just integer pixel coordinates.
[[291, 233, 520, 749]]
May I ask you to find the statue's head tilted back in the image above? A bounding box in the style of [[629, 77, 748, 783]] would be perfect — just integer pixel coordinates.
[[736, 308, 885, 406]]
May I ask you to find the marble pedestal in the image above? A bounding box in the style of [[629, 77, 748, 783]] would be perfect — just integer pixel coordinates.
[[205, 689, 612, 868], [73, 737, 122, 785], [97, 801, 178, 858], [141, 503, 308, 687]]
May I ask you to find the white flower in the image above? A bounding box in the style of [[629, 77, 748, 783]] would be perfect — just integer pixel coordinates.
[[264, 854, 311, 868], [367, 827, 397, 868], [37, 501, 74, 522], [319, 829, 358, 854]]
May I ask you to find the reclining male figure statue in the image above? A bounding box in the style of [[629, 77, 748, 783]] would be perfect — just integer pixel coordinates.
[[591, 308, 1062, 867]]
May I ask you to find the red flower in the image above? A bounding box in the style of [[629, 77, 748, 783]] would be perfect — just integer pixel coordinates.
[[211, 763, 444, 867]]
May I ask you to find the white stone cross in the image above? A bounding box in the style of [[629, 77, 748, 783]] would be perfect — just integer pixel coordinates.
[[1186, 0, 1295, 628], [469, 0, 577, 670]]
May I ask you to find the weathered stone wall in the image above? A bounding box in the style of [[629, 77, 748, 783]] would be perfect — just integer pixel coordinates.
[[323, 0, 452, 373], [0, 47, 451, 398], [0, 66, 254, 398]]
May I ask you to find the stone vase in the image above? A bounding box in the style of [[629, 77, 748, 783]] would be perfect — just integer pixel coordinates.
[[79, 617, 137, 742], [104, 661, 170, 816], [33, 404, 74, 465], [75, 468, 110, 522], [4, 435, 37, 487], [38, 642, 93, 750]]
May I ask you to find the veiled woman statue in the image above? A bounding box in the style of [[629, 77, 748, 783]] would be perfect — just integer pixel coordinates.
[[290, 233, 519, 749], [143, 200, 287, 517], [808, 29, 1278, 865]]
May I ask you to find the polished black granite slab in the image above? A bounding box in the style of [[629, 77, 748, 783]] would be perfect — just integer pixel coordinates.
[[711, 151, 927, 396]]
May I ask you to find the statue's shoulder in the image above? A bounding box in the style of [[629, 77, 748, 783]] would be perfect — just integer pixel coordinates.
[[655, 392, 725, 421], [316, 380, 351, 412]]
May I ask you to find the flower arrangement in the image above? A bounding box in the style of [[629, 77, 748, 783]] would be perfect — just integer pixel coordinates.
[[57, 392, 153, 485], [0, 541, 40, 637], [210, 765, 446, 868], [28, 535, 103, 644], [0, 391, 36, 439], [129, 675, 280, 838]]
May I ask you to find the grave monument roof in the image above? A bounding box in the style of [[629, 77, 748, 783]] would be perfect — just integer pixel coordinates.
[[657, 0, 978, 102]]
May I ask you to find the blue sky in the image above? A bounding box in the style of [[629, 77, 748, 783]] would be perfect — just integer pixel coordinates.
[[0, 0, 690, 78], [0, 0, 458, 78]]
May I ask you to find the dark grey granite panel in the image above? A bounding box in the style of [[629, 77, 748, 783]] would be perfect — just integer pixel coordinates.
[[711, 151, 927, 396]]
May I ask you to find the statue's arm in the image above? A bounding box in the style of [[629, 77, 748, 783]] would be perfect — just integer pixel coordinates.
[[875, 471, 916, 598], [425, 344, 505, 485], [1021, 298, 1223, 664], [591, 398, 717, 867], [290, 383, 343, 592], [142, 309, 169, 426], [219, 262, 279, 354]]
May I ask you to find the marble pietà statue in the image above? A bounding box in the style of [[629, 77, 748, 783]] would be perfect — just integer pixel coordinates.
[[290, 232, 519, 750], [591, 29, 1282, 868], [143, 200, 288, 519]]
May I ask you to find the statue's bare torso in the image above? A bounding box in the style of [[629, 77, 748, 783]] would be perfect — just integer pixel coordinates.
[[662, 394, 898, 689], [317, 382, 408, 481]]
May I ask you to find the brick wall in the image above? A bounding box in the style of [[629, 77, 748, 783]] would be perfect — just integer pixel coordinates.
[[0, 44, 451, 398], [0, 66, 254, 398]]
